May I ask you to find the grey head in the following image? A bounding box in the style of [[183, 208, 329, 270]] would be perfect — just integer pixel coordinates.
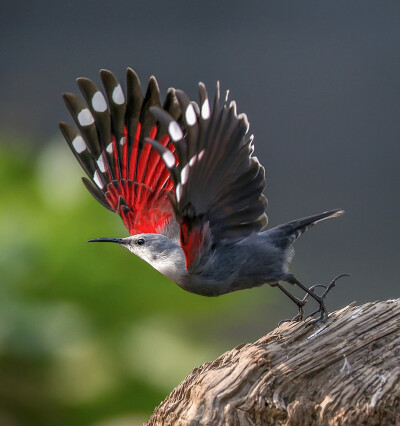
[[88, 233, 186, 284]]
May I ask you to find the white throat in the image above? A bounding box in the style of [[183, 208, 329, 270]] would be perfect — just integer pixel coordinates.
[[124, 234, 187, 285], [148, 253, 186, 284]]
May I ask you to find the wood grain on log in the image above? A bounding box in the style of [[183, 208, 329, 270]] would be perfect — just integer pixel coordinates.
[[147, 300, 400, 425]]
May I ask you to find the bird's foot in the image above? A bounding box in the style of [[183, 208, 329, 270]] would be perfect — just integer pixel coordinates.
[[274, 282, 306, 325], [277, 274, 349, 326], [305, 274, 350, 326]]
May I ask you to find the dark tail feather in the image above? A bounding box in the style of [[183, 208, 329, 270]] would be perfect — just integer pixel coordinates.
[[269, 209, 344, 249]]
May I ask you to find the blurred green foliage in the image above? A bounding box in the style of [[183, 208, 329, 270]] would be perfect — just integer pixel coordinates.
[[0, 138, 279, 425]]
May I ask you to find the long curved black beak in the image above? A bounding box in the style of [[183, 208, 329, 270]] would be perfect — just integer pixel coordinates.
[[87, 238, 124, 244]]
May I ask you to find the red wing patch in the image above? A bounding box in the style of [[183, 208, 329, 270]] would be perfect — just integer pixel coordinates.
[[98, 121, 177, 235], [102, 126, 177, 235], [106, 181, 173, 235], [180, 220, 209, 269]]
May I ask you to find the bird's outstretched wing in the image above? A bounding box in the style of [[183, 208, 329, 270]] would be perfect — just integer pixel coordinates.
[[60, 69, 180, 236], [147, 83, 268, 269]]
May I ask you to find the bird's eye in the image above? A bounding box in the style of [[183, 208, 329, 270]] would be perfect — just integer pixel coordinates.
[[137, 238, 145, 245]]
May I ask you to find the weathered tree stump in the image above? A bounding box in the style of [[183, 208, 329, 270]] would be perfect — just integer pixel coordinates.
[[147, 299, 400, 425]]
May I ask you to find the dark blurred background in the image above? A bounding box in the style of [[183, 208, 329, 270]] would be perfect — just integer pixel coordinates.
[[0, 1, 399, 425]]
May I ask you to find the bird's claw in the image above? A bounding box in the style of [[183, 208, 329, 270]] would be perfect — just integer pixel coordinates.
[[305, 273, 350, 326]]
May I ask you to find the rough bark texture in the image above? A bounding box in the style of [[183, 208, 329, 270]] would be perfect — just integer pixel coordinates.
[[147, 299, 400, 425]]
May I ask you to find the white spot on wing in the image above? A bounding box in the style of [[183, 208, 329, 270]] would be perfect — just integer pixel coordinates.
[[189, 155, 197, 166], [112, 84, 125, 105], [72, 135, 86, 153], [201, 99, 210, 119], [168, 121, 183, 142], [93, 170, 104, 189], [176, 183, 182, 202], [181, 164, 189, 185], [106, 143, 113, 153], [77, 108, 94, 126], [97, 155, 106, 173], [198, 149, 205, 160], [120, 136, 126, 146], [162, 150, 175, 168], [92, 91, 107, 112], [185, 103, 196, 126]]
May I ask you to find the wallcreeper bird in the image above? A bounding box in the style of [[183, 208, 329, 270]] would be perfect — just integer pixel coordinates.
[[60, 68, 345, 323]]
